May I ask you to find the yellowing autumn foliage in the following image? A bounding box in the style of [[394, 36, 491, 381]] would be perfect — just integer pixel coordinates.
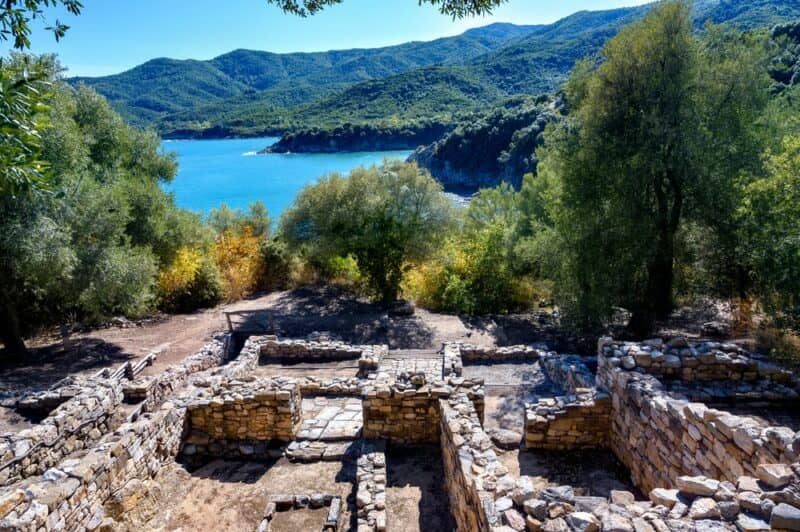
[[212, 228, 264, 301]]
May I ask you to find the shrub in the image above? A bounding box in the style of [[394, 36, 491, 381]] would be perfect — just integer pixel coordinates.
[[258, 237, 292, 291], [212, 228, 264, 301], [280, 161, 452, 302], [158, 247, 223, 312], [405, 222, 524, 315]]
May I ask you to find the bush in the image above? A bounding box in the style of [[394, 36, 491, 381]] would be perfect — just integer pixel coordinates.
[[280, 161, 452, 302], [258, 237, 292, 291], [212, 228, 264, 301], [405, 223, 524, 315], [158, 247, 223, 312], [78, 246, 157, 322]]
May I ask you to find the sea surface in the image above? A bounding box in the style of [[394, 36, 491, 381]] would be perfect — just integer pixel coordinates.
[[161, 137, 412, 214]]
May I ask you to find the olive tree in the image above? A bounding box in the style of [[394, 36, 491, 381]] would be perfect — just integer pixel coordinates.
[[280, 161, 452, 302]]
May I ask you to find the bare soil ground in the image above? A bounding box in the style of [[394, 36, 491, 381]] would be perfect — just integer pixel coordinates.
[[385, 445, 454, 532], [463, 361, 560, 433], [497, 448, 640, 499], [132, 457, 355, 532]]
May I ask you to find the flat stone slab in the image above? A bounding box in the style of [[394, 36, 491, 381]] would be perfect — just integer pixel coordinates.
[[297, 397, 363, 441]]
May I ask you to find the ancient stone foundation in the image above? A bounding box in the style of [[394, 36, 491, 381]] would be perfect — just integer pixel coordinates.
[[1, 335, 799, 531]]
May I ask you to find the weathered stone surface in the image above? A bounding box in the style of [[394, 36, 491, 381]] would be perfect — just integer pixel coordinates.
[[565, 511, 600, 532], [490, 429, 522, 450], [650, 488, 680, 508], [771, 503, 800, 531], [756, 464, 794, 489], [736, 513, 771, 531], [688, 498, 720, 520], [677, 476, 720, 497]]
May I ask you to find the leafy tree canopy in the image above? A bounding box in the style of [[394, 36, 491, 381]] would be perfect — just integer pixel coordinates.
[[266, 0, 505, 18], [1, 0, 82, 49], [280, 161, 452, 302]]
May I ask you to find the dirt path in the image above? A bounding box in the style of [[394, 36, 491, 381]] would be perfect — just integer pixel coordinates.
[[1, 286, 504, 395]]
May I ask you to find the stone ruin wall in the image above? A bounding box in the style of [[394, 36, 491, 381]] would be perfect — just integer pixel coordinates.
[[524, 391, 611, 450], [2, 335, 800, 531], [439, 392, 507, 532], [0, 380, 123, 488], [522, 352, 610, 450], [362, 378, 485, 444], [598, 337, 800, 494], [123, 334, 230, 410], [181, 377, 302, 462], [0, 400, 186, 531], [259, 337, 387, 374]]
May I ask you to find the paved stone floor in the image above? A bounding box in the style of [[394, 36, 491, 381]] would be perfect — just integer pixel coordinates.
[[254, 360, 361, 380], [377, 350, 443, 383], [463, 361, 561, 432], [297, 396, 363, 441]]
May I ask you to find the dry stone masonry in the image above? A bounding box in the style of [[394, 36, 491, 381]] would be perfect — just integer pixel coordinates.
[[1, 334, 799, 531]]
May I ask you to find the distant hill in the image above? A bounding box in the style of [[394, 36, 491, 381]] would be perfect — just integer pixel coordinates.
[[70, 22, 540, 129], [72, 0, 800, 137]]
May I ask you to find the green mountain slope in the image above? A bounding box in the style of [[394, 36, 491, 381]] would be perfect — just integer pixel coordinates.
[[70, 22, 539, 128], [74, 0, 800, 137]]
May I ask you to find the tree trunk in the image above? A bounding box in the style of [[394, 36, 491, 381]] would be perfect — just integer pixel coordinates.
[[0, 294, 27, 358], [629, 225, 676, 337]]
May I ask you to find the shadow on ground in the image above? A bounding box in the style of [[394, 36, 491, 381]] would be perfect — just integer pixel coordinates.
[[0, 338, 132, 394], [229, 285, 436, 349], [386, 444, 454, 532]]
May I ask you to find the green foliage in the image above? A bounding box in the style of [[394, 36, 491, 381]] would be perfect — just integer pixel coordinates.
[[259, 238, 292, 292], [209, 201, 271, 239], [0, 54, 53, 196], [71, 23, 537, 135], [280, 161, 452, 302], [265, 0, 505, 18], [534, 1, 772, 334], [70, 1, 800, 139], [738, 136, 800, 331], [407, 222, 518, 315], [0, 0, 82, 49], [410, 96, 558, 189], [0, 56, 208, 354]]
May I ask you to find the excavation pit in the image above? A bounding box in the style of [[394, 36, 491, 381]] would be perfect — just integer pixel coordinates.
[[497, 448, 640, 499], [462, 360, 560, 433], [134, 457, 356, 532], [385, 444, 454, 532]]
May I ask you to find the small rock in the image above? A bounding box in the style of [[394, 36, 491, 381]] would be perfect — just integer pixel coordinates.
[[649, 488, 679, 509], [756, 464, 794, 489], [676, 476, 719, 497], [504, 509, 527, 531], [770, 503, 800, 531], [689, 498, 720, 520], [490, 429, 523, 450], [566, 511, 600, 532], [611, 490, 636, 505], [524, 499, 548, 521], [736, 512, 771, 531]]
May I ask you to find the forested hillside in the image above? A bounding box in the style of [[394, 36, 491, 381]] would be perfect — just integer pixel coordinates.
[[71, 0, 800, 138], [70, 23, 538, 129]]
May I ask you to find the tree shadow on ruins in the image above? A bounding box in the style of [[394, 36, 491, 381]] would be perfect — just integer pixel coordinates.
[[516, 449, 640, 499], [0, 337, 133, 394], [385, 444, 455, 532], [230, 285, 435, 349], [181, 456, 281, 484]]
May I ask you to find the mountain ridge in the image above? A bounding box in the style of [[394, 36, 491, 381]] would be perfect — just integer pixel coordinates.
[[71, 0, 800, 137]]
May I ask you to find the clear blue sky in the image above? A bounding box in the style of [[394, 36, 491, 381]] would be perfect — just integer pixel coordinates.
[[2, 0, 649, 77]]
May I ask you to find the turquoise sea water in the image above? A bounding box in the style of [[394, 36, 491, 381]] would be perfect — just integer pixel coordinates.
[[162, 137, 412, 215]]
